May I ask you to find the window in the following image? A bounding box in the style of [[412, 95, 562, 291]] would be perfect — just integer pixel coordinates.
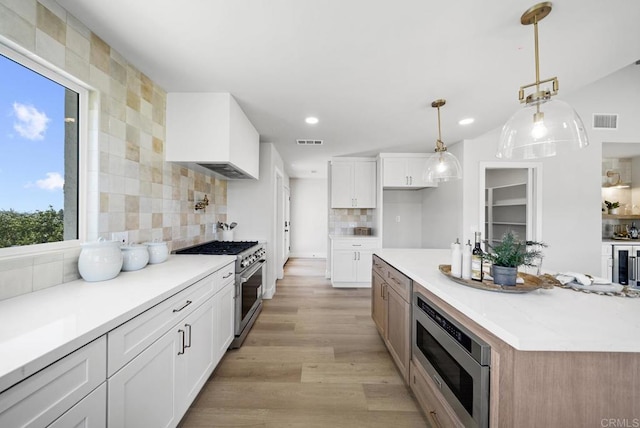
[[0, 45, 87, 251]]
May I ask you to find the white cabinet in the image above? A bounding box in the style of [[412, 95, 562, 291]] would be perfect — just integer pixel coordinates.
[[166, 92, 259, 179], [49, 383, 106, 428], [0, 337, 106, 428], [381, 155, 435, 189], [601, 244, 613, 281], [331, 238, 381, 287], [107, 261, 236, 428], [330, 160, 376, 208]]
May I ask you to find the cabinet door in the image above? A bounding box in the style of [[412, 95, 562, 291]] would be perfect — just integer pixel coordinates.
[[49, 383, 106, 428], [108, 329, 181, 428], [353, 161, 376, 208], [215, 281, 235, 364], [332, 250, 356, 282], [371, 271, 387, 336], [383, 158, 408, 187], [330, 162, 354, 208], [176, 298, 216, 416], [355, 250, 374, 282], [386, 287, 410, 382], [406, 157, 432, 187]]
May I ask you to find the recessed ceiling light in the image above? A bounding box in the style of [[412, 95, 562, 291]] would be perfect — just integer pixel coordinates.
[[458, 118, 475, 125], [305, 117, 319, 125]]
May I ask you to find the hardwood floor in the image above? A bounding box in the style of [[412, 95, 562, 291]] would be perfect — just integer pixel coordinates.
[[180, 258, 428, 427]]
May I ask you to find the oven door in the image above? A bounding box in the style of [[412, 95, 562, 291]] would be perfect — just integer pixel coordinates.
[[413, 301, 489, 428], [235, 260, 264, 336]]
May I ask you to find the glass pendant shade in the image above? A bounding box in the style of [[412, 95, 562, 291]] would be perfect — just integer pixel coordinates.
[[496, 98, 589, 159], [423, 150, 462, 182]]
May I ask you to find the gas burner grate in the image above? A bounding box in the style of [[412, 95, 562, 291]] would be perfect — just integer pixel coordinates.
[[174, 240, 259, 255]]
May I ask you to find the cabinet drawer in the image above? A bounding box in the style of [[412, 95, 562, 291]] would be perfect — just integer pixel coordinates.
[[49, 382, 106, 428], [332, 239, 380, 250], [372, 255, 388, 278], [214, 262, 235, 293], [410, 360, 464, 428], [0, 336, 106, 428], [107, 273, 215, 376], [386, 265, 411, 302]]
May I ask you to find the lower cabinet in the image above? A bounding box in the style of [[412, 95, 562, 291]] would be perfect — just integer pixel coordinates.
[[331, 238, 381, 287], [371, 255, 411, 382], [107, 262, 236, 428], [49, 383, 106, 428], [0, 337, 106, 428]]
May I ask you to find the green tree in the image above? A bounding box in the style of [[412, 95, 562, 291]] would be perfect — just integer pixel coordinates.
[[0, 206, 64, 248]]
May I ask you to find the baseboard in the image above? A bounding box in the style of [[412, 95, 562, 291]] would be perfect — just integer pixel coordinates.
[[263, 279, 276, 299], [288, 252, 327, 259]]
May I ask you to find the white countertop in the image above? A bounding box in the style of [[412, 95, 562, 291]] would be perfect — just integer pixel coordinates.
[[0, 254, 235, 393], [375, 249, 640, 353]]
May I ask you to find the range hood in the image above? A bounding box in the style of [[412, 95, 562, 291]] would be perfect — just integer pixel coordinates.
[[198, 162, 255, 180], [165, 92, 260, 180]]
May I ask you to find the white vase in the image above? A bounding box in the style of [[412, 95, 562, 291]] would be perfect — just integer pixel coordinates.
[[144, 241, 169, 264], [221, 230, 234, 241], [78, 239, 123, 282], [121, 244, 149, 271], [609, 208, 620, 215]]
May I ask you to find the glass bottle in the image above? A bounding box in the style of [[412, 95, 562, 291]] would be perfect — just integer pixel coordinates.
[[471, 232, 483, 281]]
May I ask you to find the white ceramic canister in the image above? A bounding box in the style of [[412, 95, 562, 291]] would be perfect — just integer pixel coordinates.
[[121, 244, 150, 271], [144, 241, 169, 264], [78, 239, 123, 282]]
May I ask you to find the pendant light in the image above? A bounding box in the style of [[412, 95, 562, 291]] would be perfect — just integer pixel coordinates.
[[496, 2, 588, 159], [423, 99, 462, 182]]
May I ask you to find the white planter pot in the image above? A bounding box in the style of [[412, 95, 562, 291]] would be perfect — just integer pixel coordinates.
[[78, 240, 123, 282]]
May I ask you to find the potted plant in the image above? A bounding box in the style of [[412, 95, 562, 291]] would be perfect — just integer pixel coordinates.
[[485, 231, 546, 286], [605, 200, 621, 215]]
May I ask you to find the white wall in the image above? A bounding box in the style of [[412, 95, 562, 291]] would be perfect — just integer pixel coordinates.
[[227, 143, 289, 298], [382, 190, 423, 248], [421, 142, 464, 248], [290, 178, 328, 258]]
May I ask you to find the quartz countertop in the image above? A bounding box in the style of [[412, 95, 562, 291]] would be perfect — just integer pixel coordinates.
[[329, 235, 380, 240], [0, 254, 235, 393], [375, 248, 640, 353]]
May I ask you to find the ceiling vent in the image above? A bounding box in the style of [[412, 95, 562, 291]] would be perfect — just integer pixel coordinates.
[[296, 139, 324, 145], [593, 114, 618, 130]]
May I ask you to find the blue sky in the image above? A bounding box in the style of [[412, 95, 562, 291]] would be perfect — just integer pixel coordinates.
[[0, 53, 67, 212]]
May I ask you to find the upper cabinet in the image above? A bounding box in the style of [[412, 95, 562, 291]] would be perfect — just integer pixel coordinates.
[[331, 159, 377, 208], [380, 154, 436, 189], [166, 93, 259, 179]]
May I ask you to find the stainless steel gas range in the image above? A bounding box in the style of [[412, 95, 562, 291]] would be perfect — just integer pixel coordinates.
[[175, 240, 266, 348]]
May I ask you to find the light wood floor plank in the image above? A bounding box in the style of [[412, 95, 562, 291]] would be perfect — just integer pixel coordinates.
[[180, 258, 427, 427]]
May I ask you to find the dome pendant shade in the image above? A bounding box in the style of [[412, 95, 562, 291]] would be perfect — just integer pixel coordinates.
[[497, 2, 589, 159], [423, 150, 462, 182], [423, 98, 462, 182], [497, 99, 589, 159]]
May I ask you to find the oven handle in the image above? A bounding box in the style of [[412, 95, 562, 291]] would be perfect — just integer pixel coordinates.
[[240, 260, 266, 283]]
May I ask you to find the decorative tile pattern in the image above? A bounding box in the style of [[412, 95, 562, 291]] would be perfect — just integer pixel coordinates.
[[328, 208, 376, 236], [0, 0, 228, 300]]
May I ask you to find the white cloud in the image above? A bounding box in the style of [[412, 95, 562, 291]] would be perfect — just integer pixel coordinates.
[[35, 172, 64, 191], [12, 102, 50, 140]]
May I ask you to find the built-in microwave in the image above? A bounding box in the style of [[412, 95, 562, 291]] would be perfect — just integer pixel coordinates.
[[412, 293, 491, 428]]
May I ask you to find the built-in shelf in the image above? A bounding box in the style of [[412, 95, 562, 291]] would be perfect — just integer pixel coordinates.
[[602, 214, 640, 220]]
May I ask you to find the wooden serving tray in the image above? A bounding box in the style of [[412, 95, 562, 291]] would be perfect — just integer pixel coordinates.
[[438, 265, 555, 293]]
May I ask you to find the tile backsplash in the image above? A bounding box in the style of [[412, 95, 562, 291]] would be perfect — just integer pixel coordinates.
[[328, 208, 376, 235], [0, 0, 226, 300]]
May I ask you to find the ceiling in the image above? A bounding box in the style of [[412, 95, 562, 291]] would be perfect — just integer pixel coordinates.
[[55, 0, 640, 178]]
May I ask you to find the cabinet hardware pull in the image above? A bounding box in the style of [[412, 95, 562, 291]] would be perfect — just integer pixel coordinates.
[[173, 300, 192, 313], [223, 272, 233, 279], [409, 176, 413, 185], [352, 244, 362, 247], [185, 323, 192, 348], [178, 329, 186, 355], [432, 374, 442, 389], [428, 411, 443, 428], [631, 256, 637, 282], [357, 252, 360, 260]]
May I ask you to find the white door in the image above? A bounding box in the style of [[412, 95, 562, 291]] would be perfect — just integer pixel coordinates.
[[406, 158, 431, 187], [353, 161, 376, 208], [330, 162, 354, 208], [383, 158, 408, 187], [284, 186, 290, 264], [355, 250, 374, 281], [215, 281, 235, 363], [332, 250, 356, 282]]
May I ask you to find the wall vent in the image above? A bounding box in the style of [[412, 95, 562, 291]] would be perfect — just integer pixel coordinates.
[[593, 114, 618, 130], [296, 139, 324, 145]]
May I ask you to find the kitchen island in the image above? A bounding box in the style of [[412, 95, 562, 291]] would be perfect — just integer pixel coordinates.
[[374, 249, 640, 427]]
